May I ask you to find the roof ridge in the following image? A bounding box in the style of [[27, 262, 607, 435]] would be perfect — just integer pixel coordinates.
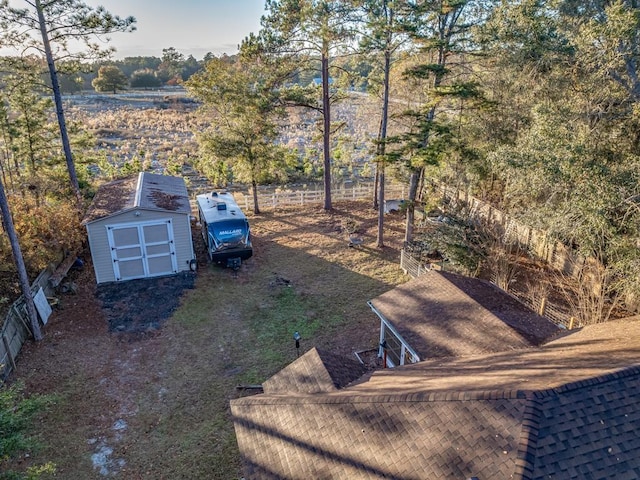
[[513, 397, 543, 480], [233, 364, 640, 407], [529, 363, 640, 399], [134, 171, 145, 207], [232, 389, 533, 406]]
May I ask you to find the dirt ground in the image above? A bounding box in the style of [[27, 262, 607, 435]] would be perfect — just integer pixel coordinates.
[[6, 200, 408, 478]]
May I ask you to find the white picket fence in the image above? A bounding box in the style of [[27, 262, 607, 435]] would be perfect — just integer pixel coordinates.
[[233, 184, 407, 210]]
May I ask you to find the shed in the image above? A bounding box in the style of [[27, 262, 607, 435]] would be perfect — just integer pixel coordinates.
[[83, 172, 195, 284]]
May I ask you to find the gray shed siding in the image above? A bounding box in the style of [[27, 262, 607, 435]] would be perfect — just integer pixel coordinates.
[[87, 208, 194, 284]]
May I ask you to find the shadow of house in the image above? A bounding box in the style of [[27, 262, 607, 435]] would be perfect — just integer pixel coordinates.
[[231, 276, 640, 478], [262, 348, 367, 395]]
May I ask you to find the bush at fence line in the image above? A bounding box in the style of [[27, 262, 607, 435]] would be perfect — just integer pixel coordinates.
[[441, 187, 588, 281], [0, 196, 84, 275]]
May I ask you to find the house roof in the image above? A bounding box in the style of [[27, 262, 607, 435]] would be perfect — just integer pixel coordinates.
[[83, 172, 191, 224], [369, 270, 560, 359], [262, 347, 367, 395], [231, 318, 640, 479]]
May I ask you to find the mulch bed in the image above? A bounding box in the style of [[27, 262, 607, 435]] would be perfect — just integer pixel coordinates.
[[95, 272, 196, 333]]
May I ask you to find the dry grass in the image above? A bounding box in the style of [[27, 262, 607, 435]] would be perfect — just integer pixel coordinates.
[[9, 200, 407, 479]]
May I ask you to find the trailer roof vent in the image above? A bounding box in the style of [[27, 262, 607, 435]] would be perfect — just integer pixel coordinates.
[[216, 202, 227, 211]]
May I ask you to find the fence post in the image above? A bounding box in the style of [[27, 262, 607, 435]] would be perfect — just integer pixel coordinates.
[[538, 296, 547, 317]]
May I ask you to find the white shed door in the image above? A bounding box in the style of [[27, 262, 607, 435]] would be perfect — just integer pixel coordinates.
[[107, 219, 178, 281]]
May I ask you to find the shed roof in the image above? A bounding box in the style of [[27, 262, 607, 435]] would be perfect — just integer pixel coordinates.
[[83, 172, 190, 224], [231, 318, 640, 479], [369, 270, 560, 358]]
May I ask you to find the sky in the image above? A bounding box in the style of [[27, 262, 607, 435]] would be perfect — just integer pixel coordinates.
[[86, 0, 266, 60]]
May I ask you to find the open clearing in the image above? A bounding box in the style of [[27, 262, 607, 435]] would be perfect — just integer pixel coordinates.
[[9, 200, 408, 479]]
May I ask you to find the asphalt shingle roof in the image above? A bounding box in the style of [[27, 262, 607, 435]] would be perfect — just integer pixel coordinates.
[[263, 348, 367, 394], [231, 318, 640, 479], [369, 270, 560, 359], [83, 172, 190, 223]]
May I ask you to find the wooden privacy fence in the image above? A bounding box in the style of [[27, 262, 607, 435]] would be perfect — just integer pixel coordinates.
[[442, 187, 587, 279], [0, 254, 73, 381], [232, 184, 407, 210]]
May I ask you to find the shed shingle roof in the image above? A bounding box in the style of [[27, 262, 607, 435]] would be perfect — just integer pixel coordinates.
[[231, 318, 640, 479], [83, 172, 190, 224]]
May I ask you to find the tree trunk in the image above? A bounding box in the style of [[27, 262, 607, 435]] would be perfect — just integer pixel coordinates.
[[373, 166, 379, 209], [36, 0, 81, 204], [321, 46, 332, 211], [377, 167, 385, 247], [252, 179, 260, 215], [404, 167, 422, 244], [0, 176, 42, 341], [376, 34, 392, 249], [0, 107, 18, 191]]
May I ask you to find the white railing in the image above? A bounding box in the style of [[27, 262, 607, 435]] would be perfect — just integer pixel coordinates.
[[233, 184, 407, 210]]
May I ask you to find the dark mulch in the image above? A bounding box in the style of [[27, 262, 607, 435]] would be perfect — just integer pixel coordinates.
[[95, 272, 196, 333]]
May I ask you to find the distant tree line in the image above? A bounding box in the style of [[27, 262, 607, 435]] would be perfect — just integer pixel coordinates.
[[60, 47, 222, 93], [53, 47, 374, 94]]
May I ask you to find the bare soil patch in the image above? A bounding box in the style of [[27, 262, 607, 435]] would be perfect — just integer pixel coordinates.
[[96, 273, 195, 333]]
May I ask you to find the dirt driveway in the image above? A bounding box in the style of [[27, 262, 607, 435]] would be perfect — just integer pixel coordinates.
[[9, 201, 408, 479]]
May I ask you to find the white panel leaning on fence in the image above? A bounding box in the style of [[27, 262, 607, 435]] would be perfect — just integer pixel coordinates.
[[1, 253, 76, 381]]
